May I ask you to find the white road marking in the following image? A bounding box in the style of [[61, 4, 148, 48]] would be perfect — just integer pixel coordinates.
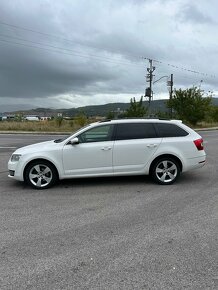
[[0, 147, 17, 149]]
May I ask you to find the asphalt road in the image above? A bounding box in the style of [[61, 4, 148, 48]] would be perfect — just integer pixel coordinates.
[[0, 131, 218, 289]]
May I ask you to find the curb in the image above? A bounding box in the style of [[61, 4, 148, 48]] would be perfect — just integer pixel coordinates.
[[195, 127, 218, 132], [0, 131, 69, 135], [0, 128, 218, 135]]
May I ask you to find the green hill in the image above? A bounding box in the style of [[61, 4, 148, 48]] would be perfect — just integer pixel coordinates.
[[7, 98, 218, 117], [65, 99, 168, 117]]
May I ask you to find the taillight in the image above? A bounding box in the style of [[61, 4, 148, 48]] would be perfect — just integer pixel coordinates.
[[194, 138, 204, 151]]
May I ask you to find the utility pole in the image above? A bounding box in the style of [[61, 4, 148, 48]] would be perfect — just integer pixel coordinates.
[[144, 59, 155, 114], [167, 73, 173, 118]]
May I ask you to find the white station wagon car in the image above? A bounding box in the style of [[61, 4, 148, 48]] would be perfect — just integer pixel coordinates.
[[8, 119, 206, 189]]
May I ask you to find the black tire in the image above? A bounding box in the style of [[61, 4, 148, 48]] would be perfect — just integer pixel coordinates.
[[151, 157, 180, 185], [24, 160, 58, 189]]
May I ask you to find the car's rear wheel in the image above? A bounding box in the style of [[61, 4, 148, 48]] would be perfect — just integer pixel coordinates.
[[151, 157, 180, 185], [24, 160, 58, 189]]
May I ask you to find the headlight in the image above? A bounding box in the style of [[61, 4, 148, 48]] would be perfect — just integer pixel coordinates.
[[11, 154, 22, 162]]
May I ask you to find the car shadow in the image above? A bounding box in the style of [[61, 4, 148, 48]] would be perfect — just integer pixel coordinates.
[[57, 175, 153, 189], [6, 172, 205, 193]]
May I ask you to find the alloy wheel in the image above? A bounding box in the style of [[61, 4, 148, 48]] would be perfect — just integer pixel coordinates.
[[29, 164, 53, 188], [155, 160, 178, 183]]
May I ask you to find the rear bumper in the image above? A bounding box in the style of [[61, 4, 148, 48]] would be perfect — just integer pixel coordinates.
[[183, 155, 206, 172]]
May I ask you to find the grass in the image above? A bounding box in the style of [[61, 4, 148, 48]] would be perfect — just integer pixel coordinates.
[[194, 121, 218, 129], [0, 119, 89, 133], [0, 119, 218, 133]]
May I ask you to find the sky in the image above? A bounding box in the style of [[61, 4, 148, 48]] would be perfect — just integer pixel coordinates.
[[0, 0, 217, 112]]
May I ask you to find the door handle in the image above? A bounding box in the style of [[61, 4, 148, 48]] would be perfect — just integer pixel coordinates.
[[101, 147, 112, 151], [147, 144, 158, 148]]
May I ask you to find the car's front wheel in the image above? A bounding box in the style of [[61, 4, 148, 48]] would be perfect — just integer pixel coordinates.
[[151, 157, 180, 185], [24, 160, 58, 189]]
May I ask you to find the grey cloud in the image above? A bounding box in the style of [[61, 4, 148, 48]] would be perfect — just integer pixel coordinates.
[[0, 0, 217, 111], [178, 4, 214, 24], [0, 0, 145, 101], [0, 42, 118, 98]]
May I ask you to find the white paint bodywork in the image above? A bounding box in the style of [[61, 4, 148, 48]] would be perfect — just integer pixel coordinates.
[[8, 119, 206, 182]]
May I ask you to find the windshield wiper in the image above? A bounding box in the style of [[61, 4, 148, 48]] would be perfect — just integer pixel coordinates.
[[54, 139, 62, 143]]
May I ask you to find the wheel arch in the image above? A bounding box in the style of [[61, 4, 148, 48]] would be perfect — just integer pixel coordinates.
[[149, 154, 183, 175], [23, 158, 60, 181]]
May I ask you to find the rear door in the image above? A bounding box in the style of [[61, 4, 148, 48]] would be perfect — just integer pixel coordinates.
[[113, 122, 162, 174]]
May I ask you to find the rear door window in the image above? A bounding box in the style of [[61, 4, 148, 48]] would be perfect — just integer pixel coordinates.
[[115, 123, 157, 140]]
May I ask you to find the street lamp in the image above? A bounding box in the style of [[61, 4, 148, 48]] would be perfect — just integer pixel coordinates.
[[153, 74, 174, 118], [153, 75, 169, 84]]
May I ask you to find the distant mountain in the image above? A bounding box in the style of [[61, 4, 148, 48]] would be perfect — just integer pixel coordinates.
[[63, 98, 218, 117], [65, 99, 168, 117], [2, 100, 168, 117], [2, 98, 218, 117], [0, 104, 36, 113]]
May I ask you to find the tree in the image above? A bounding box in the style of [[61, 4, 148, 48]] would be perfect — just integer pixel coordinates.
[[206, 105, 218, 123], [125, 96, 147, 117], [55, 116, 63, 127], [75, 111, 87, 127], [167, 87, 212, 125], [106, 111, 115, 119]]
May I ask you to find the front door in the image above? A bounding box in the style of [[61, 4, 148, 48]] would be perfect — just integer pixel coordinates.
[[62, 124, 114, 177]]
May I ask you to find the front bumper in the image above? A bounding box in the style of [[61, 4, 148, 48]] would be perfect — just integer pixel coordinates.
[[8, 160, 24, 181]]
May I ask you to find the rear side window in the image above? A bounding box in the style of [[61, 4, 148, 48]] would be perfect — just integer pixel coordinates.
[[115, 123, 157, 140], [155, 123, 188, 137]]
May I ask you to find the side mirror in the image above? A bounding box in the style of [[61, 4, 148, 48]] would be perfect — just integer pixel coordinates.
[[69, 137, 79, 145]]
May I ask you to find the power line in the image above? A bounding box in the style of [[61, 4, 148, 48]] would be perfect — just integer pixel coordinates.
[[0, 20, 216, 78], [0, 36, 144, 68], [0, 20, 143, 62], [143, 57, 216, 78], [0, 20, 75, 44]]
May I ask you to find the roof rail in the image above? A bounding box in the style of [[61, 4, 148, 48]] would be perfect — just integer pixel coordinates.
[[99, 119, 111, 122]]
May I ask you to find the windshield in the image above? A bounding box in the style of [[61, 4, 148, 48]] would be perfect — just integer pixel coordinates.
[[54, 123, 92, 143]]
